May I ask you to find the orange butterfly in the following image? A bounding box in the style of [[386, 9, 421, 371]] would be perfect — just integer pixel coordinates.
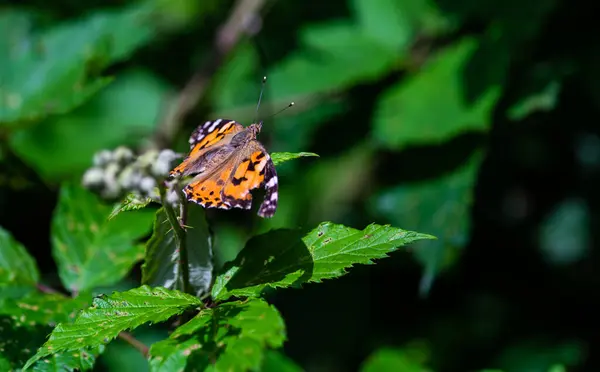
[[169, 119, 278, 218]]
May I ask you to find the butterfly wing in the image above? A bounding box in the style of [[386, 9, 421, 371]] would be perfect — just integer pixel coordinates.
[[183, 162, 233, 210], [170, 119, 244, 177], [220, 141, 279, 217], [257, 158, 278, 218]]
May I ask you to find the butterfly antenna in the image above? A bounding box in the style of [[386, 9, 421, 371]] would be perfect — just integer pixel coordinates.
[[267, 102, 295, 120], [254, 76, 267, 123]]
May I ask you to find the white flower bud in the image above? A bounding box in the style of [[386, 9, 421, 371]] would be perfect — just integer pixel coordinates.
[[93, 150, 113, 167], [152, 149, 179, 177], [118, 167, 143, 190], [82, 167, 105, 188], [113, 146, 134, 165], [139, 177, 157, 194]]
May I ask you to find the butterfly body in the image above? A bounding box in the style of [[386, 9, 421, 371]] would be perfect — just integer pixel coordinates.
[[170, 119, 278, 218]]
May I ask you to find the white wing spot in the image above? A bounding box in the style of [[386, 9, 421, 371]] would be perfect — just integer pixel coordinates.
[[270, 192, 278, 201], [266, 177, 278, 188], [208, 119, 222, 132]]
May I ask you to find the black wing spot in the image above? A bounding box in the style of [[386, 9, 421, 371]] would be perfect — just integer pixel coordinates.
[[205, 201, 213, 208], [231, 176, 248, 186], [254, 152, 265, 160], [209, 191, 214, 195], [217, 179, 225, 186]]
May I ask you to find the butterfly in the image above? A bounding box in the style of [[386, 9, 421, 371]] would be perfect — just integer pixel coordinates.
[[169, 118, 278, 218]]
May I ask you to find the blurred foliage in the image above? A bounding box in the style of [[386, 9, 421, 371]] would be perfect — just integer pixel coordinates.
[[1, 0, 598, 369]]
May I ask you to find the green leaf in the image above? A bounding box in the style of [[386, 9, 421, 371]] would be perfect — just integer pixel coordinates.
[[370, 151, 482, 295], [373, 37, 501, 150], [31, 346, 103, 372], [0, 226, 39, 288], [271, 152, 319, 166], [51, 184, 153, 293], [508, 80, 560, 121], [109, 193, 153, 220], [361, 348, 432, 372], [0, 292, 91, 327], [23, 286, 201, 369], [0, 4, 156, 126], [261, 350, 303, 372], [0, 314, 103, 371], [212, 222, 435, 300], [9, 68, 172, 179], [142, 205, 213, 297], [269, 23, 398, 99], [149, 299, 285, 372], [352, 0, 450, 51]]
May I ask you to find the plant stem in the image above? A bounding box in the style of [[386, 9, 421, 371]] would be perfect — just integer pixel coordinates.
[[160, 188, 191, 295], [119, 332, 149, 358]]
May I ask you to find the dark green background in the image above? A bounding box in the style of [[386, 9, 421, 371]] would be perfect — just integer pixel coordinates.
[[1, 0, 598, 370]]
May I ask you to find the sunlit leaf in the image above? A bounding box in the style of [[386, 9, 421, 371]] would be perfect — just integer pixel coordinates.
[[373, 38, 501, 150], [0, 4, 156, 126], [142, 205, 213, 297], [51, 184, 153, 293], [352, 0, 450, 51], [0, 226, 39, 288], [9, 69, 172, 179], [212, 222, 435, 300], [109, 193, 153, 220], [271, 152, 319, 166], [23, 286, 201, 369], [149, 299, 285, 372]]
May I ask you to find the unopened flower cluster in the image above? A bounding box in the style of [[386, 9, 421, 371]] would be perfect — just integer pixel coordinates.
[[82, 146, 182, 205]]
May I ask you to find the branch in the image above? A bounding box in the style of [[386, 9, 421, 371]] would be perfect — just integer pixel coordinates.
[[118, 331, 150, 358], [160, 187, 191, 295], [150, 0, 267, 149]]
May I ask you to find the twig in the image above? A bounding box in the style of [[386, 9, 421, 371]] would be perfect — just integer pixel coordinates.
[[150, 0, 267, 149], [118, 331, 149, 358], [36, 283, 61, 294], [160, 188, 191, 295]]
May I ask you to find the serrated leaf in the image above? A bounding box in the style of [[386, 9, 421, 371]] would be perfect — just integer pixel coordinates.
[[149, 299, 285, 372], [0, 226, 39, 288], [51, 184, 153, 293], [23, 286, 201, 369], [370, 151, 482, 295], [109, 193, 153, 220], [0, 4, 156, 126], [212, 222, 435, 300], [142, 205, 213, 297], [373, 37, 501, 150], [271, 152, 319, 166], [0, 314, 103, 371], [32, 346, 103, 372]]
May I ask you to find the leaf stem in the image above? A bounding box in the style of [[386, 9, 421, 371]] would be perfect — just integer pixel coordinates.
[[160, 188, 191, 295], [118, 331, 149, 358]]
